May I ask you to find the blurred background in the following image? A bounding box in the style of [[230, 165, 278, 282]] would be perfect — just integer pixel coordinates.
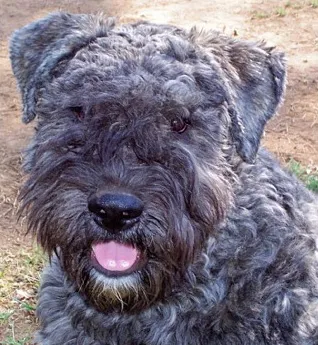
[[0, 1, 317, 344]]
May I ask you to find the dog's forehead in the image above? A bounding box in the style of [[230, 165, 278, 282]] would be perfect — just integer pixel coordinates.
[[97, 22, 195, 60], [54, 24, 226, 113], [70, 23, 199, 71]]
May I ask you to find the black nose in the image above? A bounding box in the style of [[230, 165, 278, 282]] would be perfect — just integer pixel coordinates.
[[88, 192, 144, 233]]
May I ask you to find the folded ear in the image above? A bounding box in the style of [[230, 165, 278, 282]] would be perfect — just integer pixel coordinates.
[[228, 43, 286, 163], [194, 32, 286, 163], [10, 12, 114, 123]]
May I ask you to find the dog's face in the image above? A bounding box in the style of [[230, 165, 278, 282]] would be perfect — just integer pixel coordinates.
[[10, 13, 286, 312]]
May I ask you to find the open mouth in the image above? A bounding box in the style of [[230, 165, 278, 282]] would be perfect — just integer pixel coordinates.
[[91, 241, 145, 277]]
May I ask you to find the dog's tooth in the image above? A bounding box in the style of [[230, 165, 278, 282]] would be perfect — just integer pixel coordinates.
[[119, 260, 130, 269], [106, 260, 117, 269]]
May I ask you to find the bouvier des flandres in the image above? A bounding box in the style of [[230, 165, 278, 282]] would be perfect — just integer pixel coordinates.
[[10, 12, 318, 345]]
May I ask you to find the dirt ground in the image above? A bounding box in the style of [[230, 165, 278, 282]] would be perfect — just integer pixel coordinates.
[[0, 0, 317, 343]]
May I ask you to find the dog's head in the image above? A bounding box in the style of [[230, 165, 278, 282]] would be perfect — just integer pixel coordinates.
[[10, 13, 286, 312]]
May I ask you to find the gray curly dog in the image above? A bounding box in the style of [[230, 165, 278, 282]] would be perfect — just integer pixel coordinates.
[[10, 12, 318, 345]]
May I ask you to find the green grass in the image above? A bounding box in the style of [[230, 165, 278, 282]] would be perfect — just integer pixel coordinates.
[[0, 245, 46, 345], [20, 302, 36, 313], [288, 159, 318, 192], [251, 11, 271, 19], [2, 336, 31, 345], [276, 7, 287, 16], [0, 246, 46, 307], [283, 1, 318, 9], [284, 1, 302, 9], [0, 311, 13, 324], [310, 0, 318, 7], [305, 175, 318, 191], [251, 1, 315, 19]]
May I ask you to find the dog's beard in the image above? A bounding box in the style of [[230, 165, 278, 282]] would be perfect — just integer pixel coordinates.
[[22, 174, 232, 312], [82, 259, 175, 312], [56, 208, 202, 313]]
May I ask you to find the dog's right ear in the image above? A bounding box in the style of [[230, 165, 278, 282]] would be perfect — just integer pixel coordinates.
[[190, 30, 286, 163], [10, 12, 114, 123]]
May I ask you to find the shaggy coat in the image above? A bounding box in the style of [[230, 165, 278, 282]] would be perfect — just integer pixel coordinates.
[[10, 13, 318, 345]]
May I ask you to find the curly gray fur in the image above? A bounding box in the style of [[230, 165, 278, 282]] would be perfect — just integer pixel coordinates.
[[9, 12, 318, 345]]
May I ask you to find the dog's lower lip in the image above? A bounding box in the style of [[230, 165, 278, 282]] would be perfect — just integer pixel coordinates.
[[91, 241, 146, 277]]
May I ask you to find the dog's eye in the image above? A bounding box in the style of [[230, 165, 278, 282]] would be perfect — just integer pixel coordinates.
[[70, 106, 84, 120], [66, 140, 84, 154], [171, 118, 188, 133]]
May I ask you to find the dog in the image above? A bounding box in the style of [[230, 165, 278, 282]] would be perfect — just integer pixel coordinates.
[[10, 12, 318, 345]]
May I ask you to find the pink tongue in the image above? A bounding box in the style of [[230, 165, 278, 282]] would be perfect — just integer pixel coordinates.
[[92, 241, 138, 272]]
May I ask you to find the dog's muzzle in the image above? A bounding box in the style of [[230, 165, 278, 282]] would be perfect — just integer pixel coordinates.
[[88, 191, 145, 276]]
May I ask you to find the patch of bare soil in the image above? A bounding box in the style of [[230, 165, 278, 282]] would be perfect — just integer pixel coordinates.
[[0, 0, 317, 343]]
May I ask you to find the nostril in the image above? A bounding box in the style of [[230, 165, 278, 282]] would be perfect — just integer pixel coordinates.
[[88, 201, 107, 218], [120, 207, 143, 219], [88, 192, 144, 231]]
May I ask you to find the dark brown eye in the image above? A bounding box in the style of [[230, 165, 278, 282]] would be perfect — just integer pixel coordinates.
[[66, 139, 84, 154], [171, 118, 188, 133], [70, 106, 84, 120]]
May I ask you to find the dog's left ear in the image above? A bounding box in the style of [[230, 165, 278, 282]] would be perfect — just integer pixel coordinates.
[[195, 32, 286, 163], [10, 12, 114, 124], [227, 43, 286, 163]]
